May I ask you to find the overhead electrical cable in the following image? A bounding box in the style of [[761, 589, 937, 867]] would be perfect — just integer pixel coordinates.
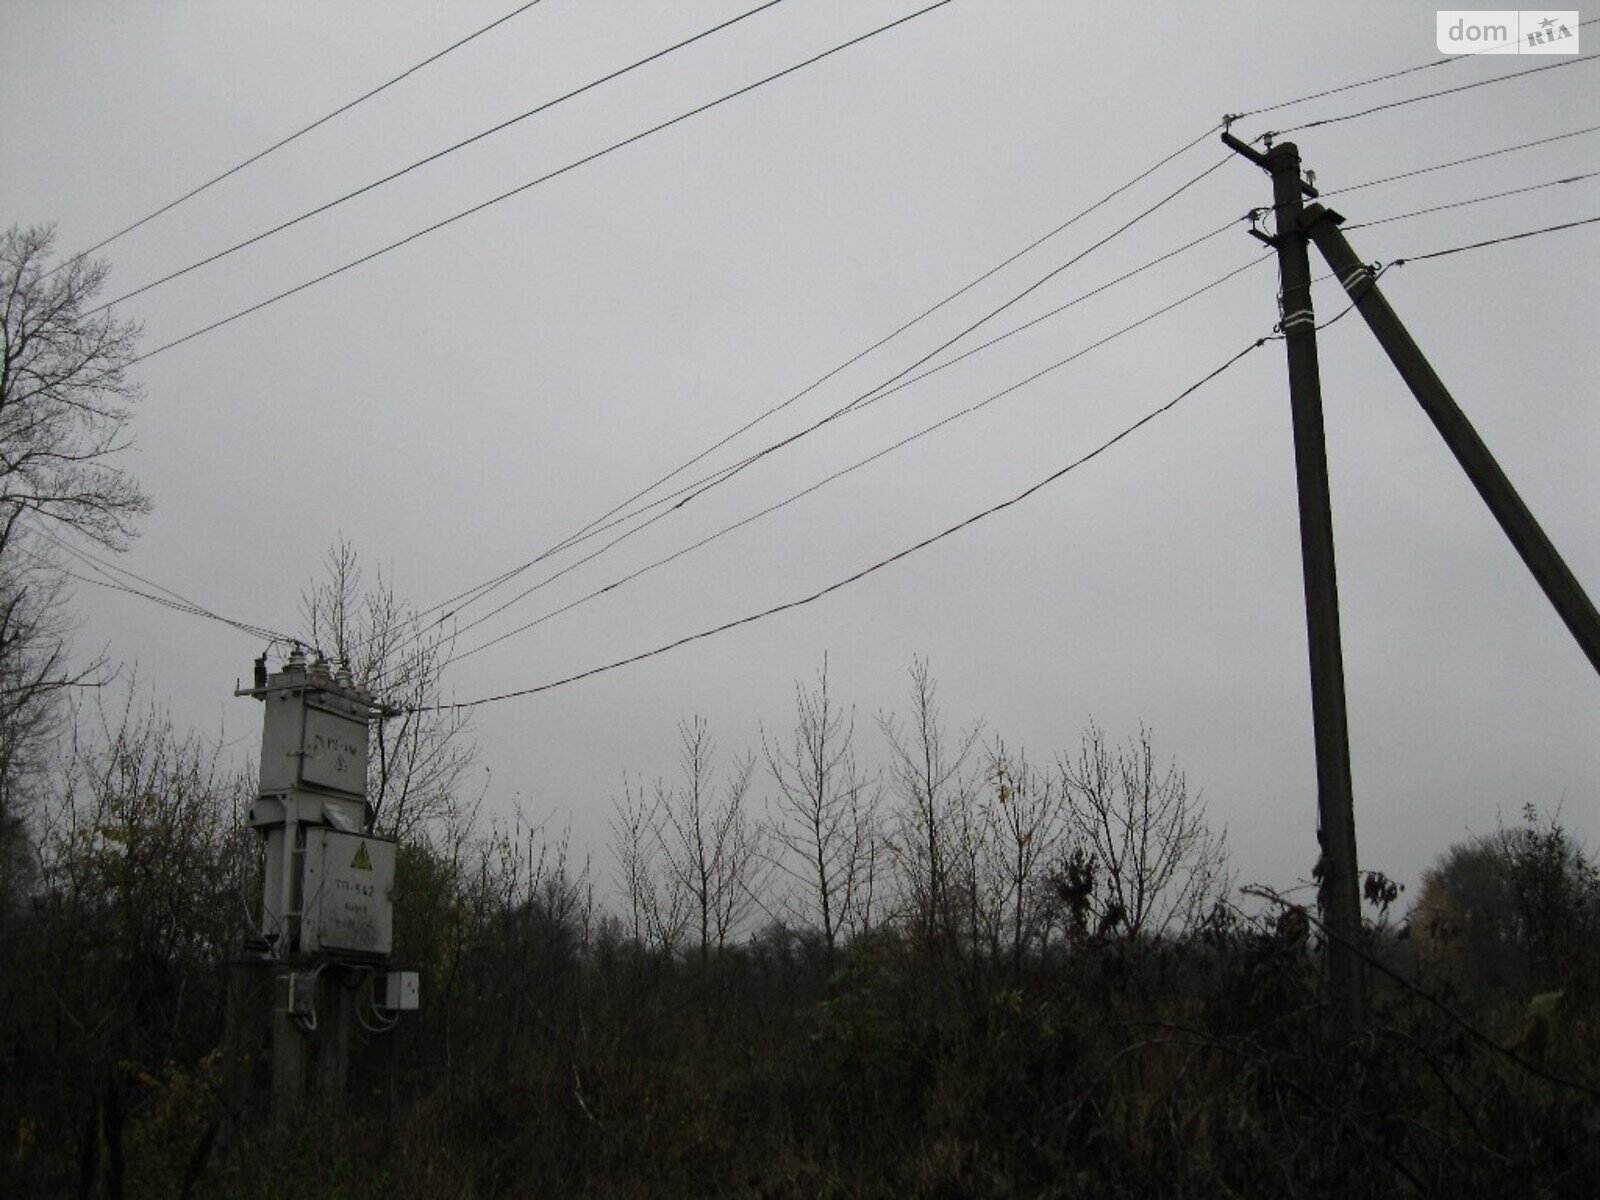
[[57, 562, 291, 645], [440, 253, 1273, 665], [1266, 53, 1599, 138], [88, 0, 791, 316], [1324, 122, 1600, 196], [433, 251, 1268, 663], [1389, 213, 1600, 262], [699, 157, 1232, 462], [1233, 14, 1598, 120], [447, 221, 1250, 630], [530, 159, 1234, 545], [127, 0, 955, 365], [1342, 170, 1600, 230], [29, 523, 192, 606], [397, 124, 1228, 641], [372, 158, 1237, 677], [63, 571, 289, 646], [408, 335, 1277, 712], [420, 225, 1547, 664], [62, 0, 547, 267], [1235, 55, 1460, 121], [29, 523, 300, 645], [395, 153, 1235, 655]]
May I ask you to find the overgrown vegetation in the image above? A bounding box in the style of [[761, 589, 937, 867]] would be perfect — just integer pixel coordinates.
[[5, 650, 1598, 1197]]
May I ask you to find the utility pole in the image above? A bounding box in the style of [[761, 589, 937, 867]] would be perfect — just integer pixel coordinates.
[[1303, 207, 1600, 678], [1225, 131, 1365, 1041]]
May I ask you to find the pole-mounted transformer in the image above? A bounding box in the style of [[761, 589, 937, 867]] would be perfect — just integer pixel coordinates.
[[241, 645, 392, 958], [225, 646, 418, 1121]]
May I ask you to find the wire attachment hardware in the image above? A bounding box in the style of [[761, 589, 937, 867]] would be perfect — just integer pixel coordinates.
[[1246, 207, 1277, 247]]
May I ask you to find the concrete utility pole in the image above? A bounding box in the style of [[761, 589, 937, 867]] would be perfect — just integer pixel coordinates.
[[1304, 208, 1600, 679], [1225, 131, 1365, 1042]]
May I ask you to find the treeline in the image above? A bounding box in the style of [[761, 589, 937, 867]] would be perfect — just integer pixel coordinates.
[[6, 638, 1600, 1196], [608, 657, 1229, 968]]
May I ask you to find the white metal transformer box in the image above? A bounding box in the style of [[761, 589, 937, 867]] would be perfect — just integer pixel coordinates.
[[300, 829, 396, 957], [258, 692, 370, 798]]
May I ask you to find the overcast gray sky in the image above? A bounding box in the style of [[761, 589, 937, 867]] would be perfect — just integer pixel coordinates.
[[3, 0, 1596, 900]]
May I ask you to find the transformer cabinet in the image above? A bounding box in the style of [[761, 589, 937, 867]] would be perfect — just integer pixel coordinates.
[[224, 647, 418, 1124]]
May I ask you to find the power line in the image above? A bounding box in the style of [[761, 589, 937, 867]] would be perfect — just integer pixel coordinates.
[[88, 0, 790, 316], [379, 223, 1250, 681], [1342, 170, 1599, 230], [1390, 213, 1600, 263], [398, 123, 1227, 642], [441, 253, 1273, 667], [127, 1, 955, 365], [63, 570, 288, 646], [1237, 60, 1455, 122], [28, 523, 194, 608], [29, 522, 299, 646], [468, 154, 1234, 602], [408, 336, 1276, 712], [377, 154, 1235, 669], [137, 31, 1563, 642], [570, 157, 1234, 552], [1324, 122, 1600, 196], [383, 215, 1600, 681], [441, 249, 1268, 661], [1234, 14, 1599, 121], [1267, 53, 1599, 138], [62, 1, 546, 267]]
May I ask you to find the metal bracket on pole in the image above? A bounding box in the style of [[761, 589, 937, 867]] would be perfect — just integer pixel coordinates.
[[1222, 131, 1321, 197]]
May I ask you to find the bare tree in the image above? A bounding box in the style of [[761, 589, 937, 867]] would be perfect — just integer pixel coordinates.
[[1058, 721, 1229, 942], [655, 716, 764, 962], [878, 658, 980, 950], [981, 739, 1071, 968], [0, 225, 149, 556], [0, 558, 75, 910], [300, 538, 475, 845], [610, 776, 676, 951], [765, 657, 878, 953], [0, 225, 149, 909]]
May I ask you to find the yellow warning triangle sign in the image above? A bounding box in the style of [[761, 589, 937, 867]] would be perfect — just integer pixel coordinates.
[[351, 843, 373, 870]]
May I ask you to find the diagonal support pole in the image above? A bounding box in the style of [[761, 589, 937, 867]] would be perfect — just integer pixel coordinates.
[[1304, 206, 1600, 678]]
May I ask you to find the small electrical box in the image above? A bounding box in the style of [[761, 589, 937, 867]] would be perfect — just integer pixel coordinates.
[[375, 970, 420, 1012], [278, 972, 317, 1018], [300, 830, 396, 957]]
